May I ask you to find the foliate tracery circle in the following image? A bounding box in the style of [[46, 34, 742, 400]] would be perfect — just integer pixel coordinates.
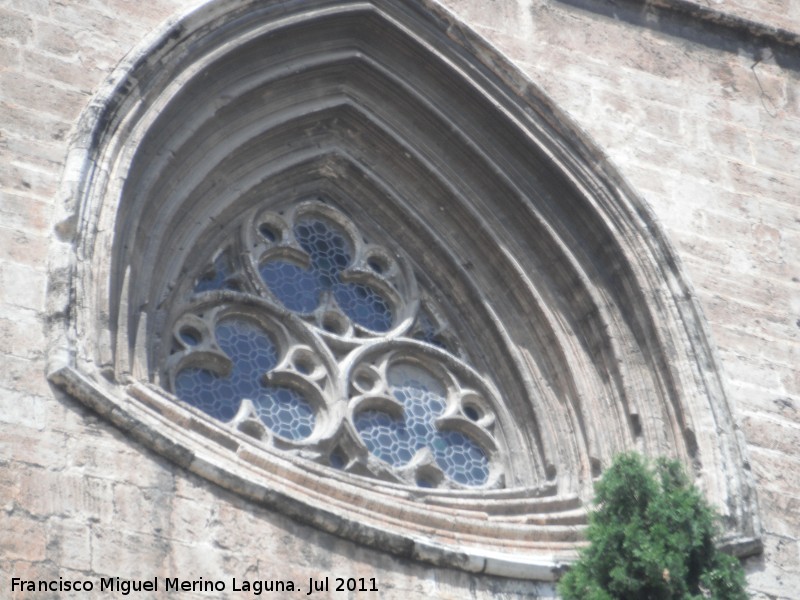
[[344, 343, 504, 489], [354, 363, 492, 487], [245, 201, 417, 339], [261, 215, 393, 331], [165, 298, 337, 447], [163, 201, 508, 489]]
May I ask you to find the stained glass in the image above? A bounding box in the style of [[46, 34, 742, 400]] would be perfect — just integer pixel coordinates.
[[194, 251, 239, 293], [175, 318, 315, 439], [260, 217, 392, 331], [355, 365, 489, 486], [171, 204, 500, 489]]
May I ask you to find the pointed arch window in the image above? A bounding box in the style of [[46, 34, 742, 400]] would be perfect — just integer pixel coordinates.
[[48, 0, 761, 580]]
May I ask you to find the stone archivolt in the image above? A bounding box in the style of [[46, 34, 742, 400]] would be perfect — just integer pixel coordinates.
[[47, 0, 760, 580]]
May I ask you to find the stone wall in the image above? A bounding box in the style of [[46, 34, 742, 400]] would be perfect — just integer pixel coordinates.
[[434, 2, 800, 596], [1, 0, 797, 598]]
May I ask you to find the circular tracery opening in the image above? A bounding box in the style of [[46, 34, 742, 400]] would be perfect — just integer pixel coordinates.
[[178, 326, 201, 347], [258, 222, 279, 242], [463, 404, 481, 422]]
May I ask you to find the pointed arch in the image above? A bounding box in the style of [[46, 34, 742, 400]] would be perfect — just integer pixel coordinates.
[[47, 0, 760, 579]]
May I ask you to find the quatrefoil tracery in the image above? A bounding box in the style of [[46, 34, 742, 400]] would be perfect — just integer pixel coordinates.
[[246, 202, 419, 339], [165, 201, 506, 488]]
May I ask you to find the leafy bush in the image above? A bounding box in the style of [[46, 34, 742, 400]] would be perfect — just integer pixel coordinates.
[[558, 453, 747, 599]]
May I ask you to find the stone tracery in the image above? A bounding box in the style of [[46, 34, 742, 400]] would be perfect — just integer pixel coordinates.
[[165, 201, 505, 489]]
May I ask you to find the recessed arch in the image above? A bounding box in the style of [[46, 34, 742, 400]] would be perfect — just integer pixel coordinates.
[[47, 0, 761, 579]]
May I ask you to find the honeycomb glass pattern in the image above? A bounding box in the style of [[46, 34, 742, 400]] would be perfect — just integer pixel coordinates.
[[354, 365, 490, 486], [260, 216, 392, 331], [174, 318, 315, 439]]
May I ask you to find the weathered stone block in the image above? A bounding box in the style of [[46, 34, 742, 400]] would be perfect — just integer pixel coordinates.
[[0, 515, 47, 561], [0, 7, 33, 44]]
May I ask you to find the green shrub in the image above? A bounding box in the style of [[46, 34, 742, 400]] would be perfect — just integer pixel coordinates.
[[558, 453, 747, 599]]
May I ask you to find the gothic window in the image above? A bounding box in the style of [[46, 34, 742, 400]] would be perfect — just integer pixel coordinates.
[[163, 200, 505, 489], [48, 0, 761, 580]]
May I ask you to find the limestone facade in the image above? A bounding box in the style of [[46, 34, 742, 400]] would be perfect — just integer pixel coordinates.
[[1, 1, 798, 599]]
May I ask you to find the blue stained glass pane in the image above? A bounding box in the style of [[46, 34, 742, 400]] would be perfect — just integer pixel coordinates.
[[195, 252, 235, 293], [259, 216, 392, 331], [354, 365, 489, 486], [329, 450, 346, 469], [333, 283, 392, 331], [434, 431, 490, 486], [178, 327, 200, 346], [174, 318, 315, 440], [259, 261, 319, 313]]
